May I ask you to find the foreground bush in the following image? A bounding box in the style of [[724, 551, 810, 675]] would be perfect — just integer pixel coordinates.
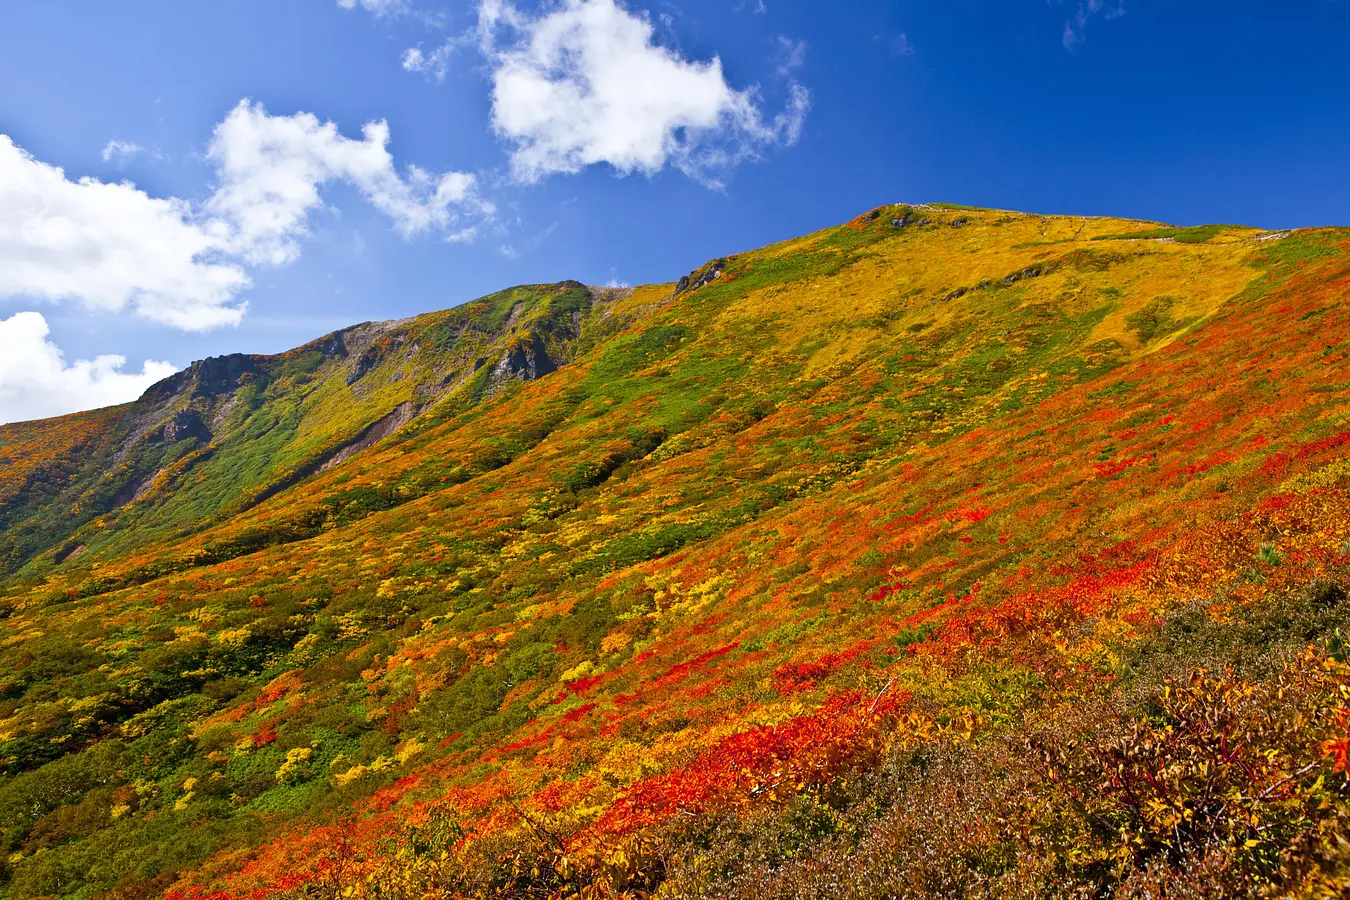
[[668, 650, 1350, 899], [255, 583, 1350, 900]]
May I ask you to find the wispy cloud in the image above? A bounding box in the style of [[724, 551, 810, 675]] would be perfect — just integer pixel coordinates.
[[1062, 0, 1125, 49], [889, 33, 914, 57], [402, 39, 459, 82], [774, 36, 807, 77], [336, 0, 408, 17], [101, 140, 155, 165], [498, 220, 558, 259]]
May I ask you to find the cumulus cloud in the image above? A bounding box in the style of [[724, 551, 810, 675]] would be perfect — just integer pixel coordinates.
[[0, 312, 176, 424], [1063, 0, 1125, 49], [477, 0, 809, 186], [0, 104, 492, 335], [0, 136, 251, 330], [205, 100, 492, 266]]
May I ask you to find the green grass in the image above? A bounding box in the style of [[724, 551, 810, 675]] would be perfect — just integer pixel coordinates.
[[1093, 224, 1229, 244]]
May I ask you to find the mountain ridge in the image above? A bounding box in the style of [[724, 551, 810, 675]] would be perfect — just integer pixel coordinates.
[[0, 279, 646, 580]]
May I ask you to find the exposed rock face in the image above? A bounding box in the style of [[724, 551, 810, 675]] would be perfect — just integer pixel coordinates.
[[334, 319, 420, 387], [347, 343, 388, 386], [1002, 263, 1053, 285], [191, 356, 258, 397], [53, 544, 86, 564], [152, 410, 212, 445], [140, 355, 262, 411], [892, 210, 931, 229], [192, 355, 259, 399], [127, 356, 264, 456], [492, 332, 558, 383], [319, 401, 420, 472], [310, 333, 349, 361], [941, 261, 1061, 303], [674, 259, 727, 296], [585, 284, 635, 304]]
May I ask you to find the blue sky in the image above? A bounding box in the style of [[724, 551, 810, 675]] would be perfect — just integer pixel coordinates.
[[2, 0, 1349, 423]]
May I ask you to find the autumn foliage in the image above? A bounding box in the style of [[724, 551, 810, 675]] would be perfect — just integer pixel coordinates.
[[1, 206, 1350, 897]]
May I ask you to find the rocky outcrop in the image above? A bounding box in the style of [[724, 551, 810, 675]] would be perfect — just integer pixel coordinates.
[[346, 343, 388, 386], [1001, 262, 1054, 285], [892, 210, 931, 230], [319, 401, 420, 472], [674, 259, 727, 296], [941, 262, 1060, 303], [309, 332, 349, 361], [150, 409, 211, 445], [142, 354, 262, 405], [492, 332, 558, 383]]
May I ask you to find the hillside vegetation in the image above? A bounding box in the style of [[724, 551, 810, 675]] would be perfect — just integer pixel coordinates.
[[2, 205, 1350, 898]]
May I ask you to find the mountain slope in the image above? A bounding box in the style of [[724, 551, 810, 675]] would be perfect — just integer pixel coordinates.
[[2, 206, 1350, 898], [0, 280, 635, 578]]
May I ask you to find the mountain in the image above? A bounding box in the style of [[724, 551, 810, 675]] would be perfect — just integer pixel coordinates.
[[0, 281, 630, 579], [2, 205, 1350, 899]]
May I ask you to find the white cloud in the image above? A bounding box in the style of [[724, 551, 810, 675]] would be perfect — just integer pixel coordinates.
[[0, 136, 250, 330], [403, 40, 459, 81], [336, 0, 407, 16], [403, 46, 427, 71], [1, 104, 492, 335], [101, 140, 146, 164], [2, 102, 496, 419], [205, 100, 493, 266], [1063, 0, 1125, 48], [773, 36, 807, 77], [477, 0, 809, 186], [0, 311, 176, 424]]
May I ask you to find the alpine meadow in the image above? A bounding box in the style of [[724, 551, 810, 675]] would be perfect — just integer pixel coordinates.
[[4, 205, 1350, 897]]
